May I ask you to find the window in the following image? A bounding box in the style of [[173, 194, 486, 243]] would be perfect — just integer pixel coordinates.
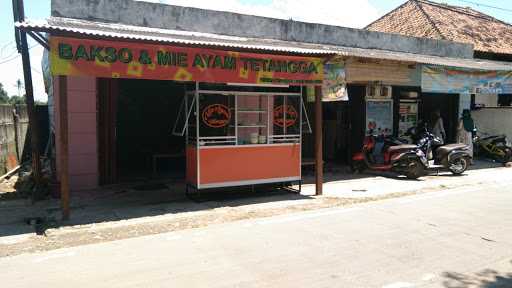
[[271, 95, 301, 143], [198, 93, 236, 145]]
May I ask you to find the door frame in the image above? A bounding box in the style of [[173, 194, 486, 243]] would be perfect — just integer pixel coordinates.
[[97, 78, 119, 185]]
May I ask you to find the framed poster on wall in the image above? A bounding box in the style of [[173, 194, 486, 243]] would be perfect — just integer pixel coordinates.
[[398, 101, 418, 137], [366, 99, 393, 136]]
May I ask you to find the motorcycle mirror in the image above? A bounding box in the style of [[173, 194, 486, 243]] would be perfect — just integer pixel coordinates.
[[406, 126, 416, 136]]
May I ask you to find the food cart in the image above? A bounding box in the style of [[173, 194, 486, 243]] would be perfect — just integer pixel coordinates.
[[181, 83, 307, 193]]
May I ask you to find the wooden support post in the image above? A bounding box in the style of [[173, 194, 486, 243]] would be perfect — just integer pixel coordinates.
[[314, 86, 323, 196], [58, 76, 70, 220]]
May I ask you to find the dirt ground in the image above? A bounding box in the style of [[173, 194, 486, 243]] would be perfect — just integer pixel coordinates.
[[0, 176, 19, 199], [0, 191, 424, 258]]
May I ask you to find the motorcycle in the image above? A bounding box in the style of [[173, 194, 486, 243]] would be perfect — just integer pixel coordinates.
[[407, 125, 472, 175], [473, 133, 512, 163], [352, 133, 426, 179]]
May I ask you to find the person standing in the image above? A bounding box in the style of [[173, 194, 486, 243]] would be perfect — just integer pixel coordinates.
[[457, 109, 475, 157], [431, 109, 446, 144]]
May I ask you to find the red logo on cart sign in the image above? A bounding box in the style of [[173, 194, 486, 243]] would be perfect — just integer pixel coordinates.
[[273, 105, 298, 128], [202, 104, 231, 128]]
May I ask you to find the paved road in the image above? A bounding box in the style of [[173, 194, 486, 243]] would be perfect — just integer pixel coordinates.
[[1, 182, 512, 288]]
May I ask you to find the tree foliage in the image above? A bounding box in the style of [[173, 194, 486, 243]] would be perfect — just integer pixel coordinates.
[[9, 95, 26, 105], [0, 82, 47, 105], [0, 83, 9, 104]]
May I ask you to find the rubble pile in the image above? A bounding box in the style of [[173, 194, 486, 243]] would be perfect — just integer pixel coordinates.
[[0, 160, 54, 201]]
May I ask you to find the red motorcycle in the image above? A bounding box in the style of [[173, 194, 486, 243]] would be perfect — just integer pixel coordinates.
[[352, 134, 426, 179]]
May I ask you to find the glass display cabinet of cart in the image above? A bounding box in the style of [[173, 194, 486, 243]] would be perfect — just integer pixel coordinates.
[[176, 83, 309, 193]]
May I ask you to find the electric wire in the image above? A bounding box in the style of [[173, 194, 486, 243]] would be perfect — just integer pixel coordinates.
[[0, 42, 19, 61], [0, 44, 37, 65], [0, 54, 21, 65], [451, 0, 512, 13]]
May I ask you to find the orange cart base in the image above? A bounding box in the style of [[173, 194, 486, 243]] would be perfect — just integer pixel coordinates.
[[186, 144, 302, 191]]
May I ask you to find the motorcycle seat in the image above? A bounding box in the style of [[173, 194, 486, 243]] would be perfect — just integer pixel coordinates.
[[437, 144, 467, 155], [387, 144, 417, 154], [482, 135, 505, 140]]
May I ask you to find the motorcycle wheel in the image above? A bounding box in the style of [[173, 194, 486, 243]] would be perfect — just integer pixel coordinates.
[[449, 157, 469, 175], [405, 159, 424, 179], [498, 147, 512, 163]]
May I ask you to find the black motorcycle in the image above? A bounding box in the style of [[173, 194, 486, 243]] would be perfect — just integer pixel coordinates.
[[473, 134, 512, 163], [407, 125, 472, 175]]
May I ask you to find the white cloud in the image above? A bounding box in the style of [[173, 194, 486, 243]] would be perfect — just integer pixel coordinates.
[[0, 41, 47, 101], [142, 0, 380, 28]]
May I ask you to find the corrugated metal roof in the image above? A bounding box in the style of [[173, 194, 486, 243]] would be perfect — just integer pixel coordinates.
[[16, 17, 512, 71]]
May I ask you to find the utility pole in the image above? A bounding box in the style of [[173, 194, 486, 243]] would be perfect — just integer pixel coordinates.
[[12, 0, 42, 191]]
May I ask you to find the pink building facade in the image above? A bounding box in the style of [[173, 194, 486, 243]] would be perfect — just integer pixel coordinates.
[[54, 76, 99, 191]]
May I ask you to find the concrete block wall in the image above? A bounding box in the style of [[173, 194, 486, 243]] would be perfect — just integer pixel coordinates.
[[473, 108, 512, 141], [51, 0, 473, 59], [54, 76, 98, 192]]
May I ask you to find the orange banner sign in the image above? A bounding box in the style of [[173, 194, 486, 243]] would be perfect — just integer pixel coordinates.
[[50, 36, 324, 85]]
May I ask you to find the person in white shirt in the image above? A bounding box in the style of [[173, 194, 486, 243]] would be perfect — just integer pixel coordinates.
[[431, 109, 446, 144]]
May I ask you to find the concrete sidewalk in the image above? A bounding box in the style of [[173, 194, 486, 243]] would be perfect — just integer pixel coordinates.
[[300, 160, 508, 198]]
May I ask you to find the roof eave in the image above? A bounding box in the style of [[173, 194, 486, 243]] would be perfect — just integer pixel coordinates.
[[15, 19, 512, 71]]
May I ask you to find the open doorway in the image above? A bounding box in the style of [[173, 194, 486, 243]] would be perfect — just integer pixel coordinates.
[[420, 93, 460, 143], [115, 79, 188, 182], [322, 101, 351, 164]]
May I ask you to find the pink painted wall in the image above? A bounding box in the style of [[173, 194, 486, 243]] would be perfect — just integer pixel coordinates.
[[54, 76, 98, 192]]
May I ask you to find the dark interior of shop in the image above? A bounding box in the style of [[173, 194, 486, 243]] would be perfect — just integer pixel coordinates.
[[116, 79, 188, 181], [317, 85, 461, 169], [347, 85, 367, 162], [99, 78, 463, 183], [321, 99, 351, 164], [497, 94, 512, 106], [419, 93, 460, 143]]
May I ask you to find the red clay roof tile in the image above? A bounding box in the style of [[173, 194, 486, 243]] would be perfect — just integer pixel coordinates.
[[366, 0, 512, 55]]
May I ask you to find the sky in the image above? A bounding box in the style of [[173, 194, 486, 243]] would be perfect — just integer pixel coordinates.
[[1, 0, 511, 101]]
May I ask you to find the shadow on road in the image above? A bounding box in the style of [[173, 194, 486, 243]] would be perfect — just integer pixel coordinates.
[[442, 261, 512, 288], [0, 181, 312, 238]]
